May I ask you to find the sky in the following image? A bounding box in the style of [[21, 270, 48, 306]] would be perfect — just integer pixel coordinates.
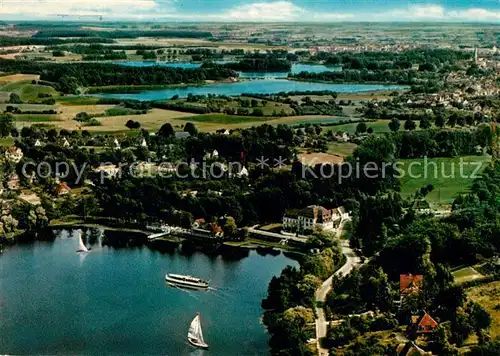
[[1, 0, 500, 22]]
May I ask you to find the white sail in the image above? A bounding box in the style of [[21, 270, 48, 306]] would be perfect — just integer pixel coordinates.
[[77, 233, 89, 252], [188, 314, 207, 347]]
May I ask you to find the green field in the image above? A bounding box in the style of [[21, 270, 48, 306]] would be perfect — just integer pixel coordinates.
[[328, 120, 395, 134], [57, 96, 101, 106], [105, 107, 143, 116], [398, 156, 491, 206], [0, 80, 58, 102], [185, 114, 270, 124], [13, 114, 60, 122], [452, 267, 485, 284]]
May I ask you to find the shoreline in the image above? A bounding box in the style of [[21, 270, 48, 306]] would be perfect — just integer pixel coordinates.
[[46, 219, 307, 254]]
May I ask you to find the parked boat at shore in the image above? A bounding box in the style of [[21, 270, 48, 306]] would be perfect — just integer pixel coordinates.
[[165, 273, 209, 289]]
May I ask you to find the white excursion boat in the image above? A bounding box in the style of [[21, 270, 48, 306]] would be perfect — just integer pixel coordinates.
[[188, 313, 209, 349], [76, 233, 89, 253], [165, 274, 209, 289]]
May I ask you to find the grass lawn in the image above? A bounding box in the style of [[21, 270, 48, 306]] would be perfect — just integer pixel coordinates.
[[260, 223, 282, 232], [0, 137, 15, 147], [327, 142, 357, 157], [452, 267, 485, 284], [467, 281, 500, 339], [398, 155, 491, 206]]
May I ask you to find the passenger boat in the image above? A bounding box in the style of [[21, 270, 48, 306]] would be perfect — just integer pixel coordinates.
[[165, 273, 209, 289], [188, 313, 209, 349]]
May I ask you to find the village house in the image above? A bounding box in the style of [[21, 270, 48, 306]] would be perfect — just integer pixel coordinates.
[[192, 218, 205, 229], [400, 274, 424, 296], [204, 149, 219, 160], [406, 312, 439, 338], [175, 132, 190, 140], [55, 182, 71, 196], [93, 164, 121, 178], [5, 146, 23, 163], [7, 173, 20, 190]]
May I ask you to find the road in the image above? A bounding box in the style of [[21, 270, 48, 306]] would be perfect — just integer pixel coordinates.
[[315, 220, 361, 356]]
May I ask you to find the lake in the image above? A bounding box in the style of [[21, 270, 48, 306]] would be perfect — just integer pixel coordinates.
[[0, 229, 297, 355], [98, 79, 405, 101]]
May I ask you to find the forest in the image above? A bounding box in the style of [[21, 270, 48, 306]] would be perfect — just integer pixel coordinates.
[[0, 60, 237, 93]]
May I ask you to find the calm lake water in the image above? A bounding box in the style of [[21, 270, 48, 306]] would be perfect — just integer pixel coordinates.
[[99, 79, 405, 101], [0, 229, 297, 355]]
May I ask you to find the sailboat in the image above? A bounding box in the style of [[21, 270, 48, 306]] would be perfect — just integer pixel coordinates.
[[76, 232, 89, 253], [188, 313, 208, 349]]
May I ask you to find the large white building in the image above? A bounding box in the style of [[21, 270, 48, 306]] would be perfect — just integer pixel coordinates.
[[283, 205, 334, 232], [282, 205, 349, 233]]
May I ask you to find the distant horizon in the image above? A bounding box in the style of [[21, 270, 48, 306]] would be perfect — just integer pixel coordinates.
[[1, 1, 500, 23], [3, 20, 500, 25]]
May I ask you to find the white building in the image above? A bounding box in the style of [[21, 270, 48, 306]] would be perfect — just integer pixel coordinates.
[[282, 205, 335, 232]]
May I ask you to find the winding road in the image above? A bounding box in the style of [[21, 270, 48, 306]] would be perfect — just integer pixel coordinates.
[[315, 220, 361, 356]]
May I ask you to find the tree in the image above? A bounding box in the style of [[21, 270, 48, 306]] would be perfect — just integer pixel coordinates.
[[0, 113, 14, 137], [222, 216, 237, 237], [184, 122, 198, 136], [252, 108, 264, 117], [420, 117, 432, 129], [388, 118, 401, 132], [158, 123, 175, 137], [75, 112, 91, 122], [8, 93, 22, 104], [356, 122, 367, 134], [404, 119, 417, 131], [125, 120, 140, 129], [435, 114, 445, 128], [467, 301, 491, 335]]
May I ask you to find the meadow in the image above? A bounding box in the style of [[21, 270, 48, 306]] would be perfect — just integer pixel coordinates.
[[398, 155, 491, 206]]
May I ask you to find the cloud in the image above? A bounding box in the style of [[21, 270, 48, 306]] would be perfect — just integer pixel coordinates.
[[1, 1, 499, 22], [219, 1, 352, 22], [224, 1, 303, 21], [385, 5, 500, 21], [0, 0, 163, 17]]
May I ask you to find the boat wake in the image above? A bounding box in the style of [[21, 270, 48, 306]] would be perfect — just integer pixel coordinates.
[[166, 283, 201, 300]]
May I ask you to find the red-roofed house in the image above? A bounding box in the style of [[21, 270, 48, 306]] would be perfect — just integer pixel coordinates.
[[400, 274, 424, 295], [407, 312, 439, 338], [55, 182, 71, 196]]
